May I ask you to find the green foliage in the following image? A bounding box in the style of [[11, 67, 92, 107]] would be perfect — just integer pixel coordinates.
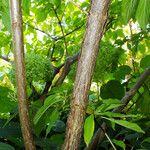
[[0, 0, 11, 31], [22, 0, 31, 15], [100, 80, 125, 99], [122, 0, 150, 29], [0, 120, 21, 138], [136, 0, 150, 30], [0, 0, 150, 149], [84, 114, 95, 146], [33, 95, 62, 125], [114, 65, 131, 80], [140, 55, 150, 70], [136, 87, 150, 114], [0, 86, 17, 115], [112, 139, 126, 150], [46, 109, 60, 136], [25, 53, 53, 83], [102, 117, 144, 133], [0, 142, 15, 150], [95, 99, 122, 114], [94, 42, 119, 82]]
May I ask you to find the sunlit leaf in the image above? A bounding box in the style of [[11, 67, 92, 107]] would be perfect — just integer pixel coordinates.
[[84, 114, 95, 146], [136, 0, 150, 29]]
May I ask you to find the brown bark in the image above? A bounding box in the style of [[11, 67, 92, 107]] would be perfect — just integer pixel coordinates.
[[9, 1, 36, 149], [62, 0, 110, 150], [85, 67, 150, 150]]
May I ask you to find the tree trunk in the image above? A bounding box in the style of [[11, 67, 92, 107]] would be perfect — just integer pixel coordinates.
[[9, 1, 36, 149], [62, 0, 110, 149]]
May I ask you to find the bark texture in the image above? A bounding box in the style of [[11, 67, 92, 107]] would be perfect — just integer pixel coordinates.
[[9, 1, 36, 149], [62, 0, 110, 149]]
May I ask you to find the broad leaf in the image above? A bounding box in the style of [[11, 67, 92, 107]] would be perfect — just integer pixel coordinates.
[[84, 114, 95, 146], [102, 117, 145, 133], [46, 109, 60, 136], [113, 139, 126, 150], [114, 65, 131, 80], [33, 95, 62, 125], [122, 0, 139, 23], [136, 0, 150, 29], [22, 0, 31, 15], [140, 55, 150, 70], [0, 142, 15, 150], [0, 86, 17, 114], [100, 80, 125, 99]]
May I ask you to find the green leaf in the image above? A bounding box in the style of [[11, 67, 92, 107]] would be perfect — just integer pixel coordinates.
[[49, 134, 64, 146], [0, 86, 17, 114], [52, 120, 65, 133], [122, 0, 139, 23], [95, 99, 122, 113], [1, 0, 11, 31], [84, 114, 95, 146], [46, 109, 60, 136], [100, 80, 125, 99], [0, 142, 15, 150], [99, 112, 138, 118], [22, 0, 31, 15], [136, 87, 150, 114], [50, 0, 61, 6], [142, 137, 150, 143], [33, 95, 62, 125], [112, 139, 126, 150], [35, 7, 48, 22], [0, 120, 21, 138], [140, 55, 150, 70], [114, 65, 131, 80], [102, 117, 145, 133], [136, 0, 150, 30]]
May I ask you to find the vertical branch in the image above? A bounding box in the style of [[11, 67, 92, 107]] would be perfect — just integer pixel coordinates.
[[62, 0, 110, 149], [9, 0, 36, 149]]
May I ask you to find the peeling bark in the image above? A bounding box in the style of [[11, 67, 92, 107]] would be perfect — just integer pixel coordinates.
[[9, 1, 36, 149], [62, 0, 110, 150]]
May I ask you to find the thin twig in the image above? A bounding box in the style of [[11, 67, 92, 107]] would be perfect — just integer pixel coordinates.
[[24, 22, 84, 41], [69, 0, 88, 15], [53, 8, 68, 56], [23, 22, 56, 40], [0, 55, 13, 64]]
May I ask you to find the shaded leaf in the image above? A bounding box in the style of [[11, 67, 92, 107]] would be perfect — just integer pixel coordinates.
[[100, 80, 125, 99], [33, 95, 62, 125], [114, 65, 131, 80], [0, 86, 17, 114], [102, 117, 145, 133], [46, 109, 60, 136], [0, 142, 15, 150], [113, 139, 126, 150], [140, 55, 150, 70]]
